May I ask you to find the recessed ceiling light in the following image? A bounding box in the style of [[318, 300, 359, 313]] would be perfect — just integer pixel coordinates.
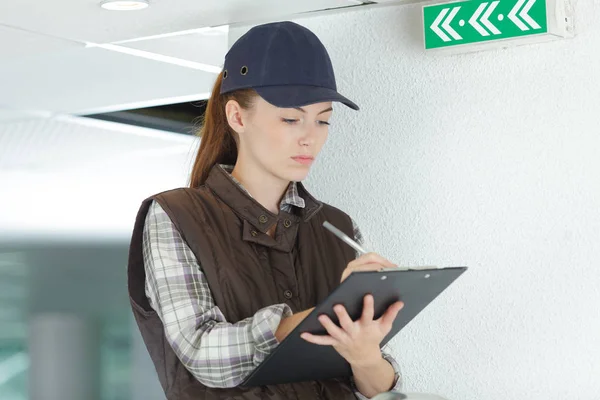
[[100, 0, 149, 11]]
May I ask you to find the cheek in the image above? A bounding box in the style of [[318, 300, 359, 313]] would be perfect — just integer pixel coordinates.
[[269, 124, 293, 149], [250, 122, 290, 155]]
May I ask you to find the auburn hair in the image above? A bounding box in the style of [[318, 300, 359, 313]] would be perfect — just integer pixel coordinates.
[[189, 71, 257, 188]]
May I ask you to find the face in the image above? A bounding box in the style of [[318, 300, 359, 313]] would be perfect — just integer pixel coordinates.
[[226, 95, 332, 183]]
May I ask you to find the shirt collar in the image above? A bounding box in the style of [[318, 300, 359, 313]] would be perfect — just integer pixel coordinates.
[[219, 164, 306, 210]]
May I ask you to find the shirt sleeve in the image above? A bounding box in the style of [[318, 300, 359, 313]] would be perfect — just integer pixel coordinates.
[[142, 200, 293, 388], [349, 220, 404, 398]]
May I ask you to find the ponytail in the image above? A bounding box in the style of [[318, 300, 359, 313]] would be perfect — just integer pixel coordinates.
[[189, 71, 256, 188]]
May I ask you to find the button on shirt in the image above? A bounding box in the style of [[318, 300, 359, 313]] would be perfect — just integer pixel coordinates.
[[142, 165, 402, 398]]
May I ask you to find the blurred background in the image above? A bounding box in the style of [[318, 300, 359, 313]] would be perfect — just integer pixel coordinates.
[[1, 0, 599, 400], [1, 2, 399, 399]]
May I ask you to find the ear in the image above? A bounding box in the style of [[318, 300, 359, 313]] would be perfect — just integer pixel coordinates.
[[225, 99, 247, 134]]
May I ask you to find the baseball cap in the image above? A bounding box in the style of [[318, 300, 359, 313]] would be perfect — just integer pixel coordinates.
[[220, 21, 359, 111]]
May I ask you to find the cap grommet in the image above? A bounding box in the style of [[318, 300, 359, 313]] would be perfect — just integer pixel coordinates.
[[240, 66, 248, 75], [223, 70, 228, 79]]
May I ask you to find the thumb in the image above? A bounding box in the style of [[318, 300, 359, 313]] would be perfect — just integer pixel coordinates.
[[379, 301, 404, 330]]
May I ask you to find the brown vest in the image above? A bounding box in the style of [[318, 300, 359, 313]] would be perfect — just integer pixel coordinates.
[[127, 166, 358, 400]]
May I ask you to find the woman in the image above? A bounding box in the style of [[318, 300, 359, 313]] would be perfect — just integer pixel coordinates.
[[127, 21, 404, 400]]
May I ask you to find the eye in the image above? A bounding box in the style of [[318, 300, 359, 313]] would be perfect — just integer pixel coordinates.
[[318, 121, 331, 126], [282, 118, 299, 125]]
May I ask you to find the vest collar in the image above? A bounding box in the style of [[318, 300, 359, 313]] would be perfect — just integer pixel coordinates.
[[205, 165, 323, 250], [220, 164, 306, 210]]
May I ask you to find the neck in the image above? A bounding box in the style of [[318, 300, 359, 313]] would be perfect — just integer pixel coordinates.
[[230, 161, 289, 215]]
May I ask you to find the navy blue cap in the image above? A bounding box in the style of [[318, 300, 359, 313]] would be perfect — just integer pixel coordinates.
[[220, 21, 359, 111]]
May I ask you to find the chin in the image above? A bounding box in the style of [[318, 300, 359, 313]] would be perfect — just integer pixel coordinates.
[[281, 166, 311, 182]]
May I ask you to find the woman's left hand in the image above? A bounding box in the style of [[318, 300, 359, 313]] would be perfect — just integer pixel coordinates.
[[300, 295, 404, 367]]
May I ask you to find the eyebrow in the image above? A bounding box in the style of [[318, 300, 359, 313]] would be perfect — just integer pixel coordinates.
[[294, 106, 333, 115]]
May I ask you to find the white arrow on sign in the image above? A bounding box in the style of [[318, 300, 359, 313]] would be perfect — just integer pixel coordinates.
[[509, 0, 541, 31], [481, 1, 501, 35], [469, 2, 501, 37], [469, 3, 489, 36], [430, 6, 463, 42], [520, 0, 541, 29], [442, 7, 462, 40], [431, 8, 451, 42]]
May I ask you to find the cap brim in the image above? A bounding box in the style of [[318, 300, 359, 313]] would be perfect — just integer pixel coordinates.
[[254, 85, 359, 111]]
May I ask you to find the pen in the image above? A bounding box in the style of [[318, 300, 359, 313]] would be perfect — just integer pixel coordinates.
[[322, 221, 367, 256]]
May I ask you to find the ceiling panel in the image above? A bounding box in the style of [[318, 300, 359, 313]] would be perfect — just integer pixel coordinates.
[[0, 46, 217, 114], [0, 109, 47, 124], [0, 24, 81, 59], [0, 0, 363, 44], [0, 116, 194, 173], [121, 28, 229, 68], [0, 114, 197, 239]]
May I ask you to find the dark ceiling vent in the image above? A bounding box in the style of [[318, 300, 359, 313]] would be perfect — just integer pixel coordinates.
[[84, 100, 208, 136]]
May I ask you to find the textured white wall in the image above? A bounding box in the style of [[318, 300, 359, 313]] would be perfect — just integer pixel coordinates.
[[234, 2, 600, 399]]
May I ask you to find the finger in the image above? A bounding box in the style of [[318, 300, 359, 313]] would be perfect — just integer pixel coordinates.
[[379, 301, 404, 330], [341, 263, 383, 283], [346, 264, 391, 278], [347, 255, 383, 269], [333, 304, 356, 334], [352, 263, 387, 272], [361, 294, 375, 322], [300, 332, 338, 346], [318, 314, 348, 342], [355, 252, 396, 268]]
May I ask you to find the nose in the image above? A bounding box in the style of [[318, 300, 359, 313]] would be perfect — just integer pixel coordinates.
[[298, 124, 318, 147]]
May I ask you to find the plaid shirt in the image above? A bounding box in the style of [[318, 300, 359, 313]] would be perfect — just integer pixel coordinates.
[[142, 166, 402, 398]]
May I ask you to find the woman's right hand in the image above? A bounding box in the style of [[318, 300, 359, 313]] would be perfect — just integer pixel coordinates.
[[340, 253, 397, 283]]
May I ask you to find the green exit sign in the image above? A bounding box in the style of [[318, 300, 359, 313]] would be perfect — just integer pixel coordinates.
[[424, 0, 553, 50]]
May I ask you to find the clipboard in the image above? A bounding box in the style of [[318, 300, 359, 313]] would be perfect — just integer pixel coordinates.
[[240, 266, 467, 388]]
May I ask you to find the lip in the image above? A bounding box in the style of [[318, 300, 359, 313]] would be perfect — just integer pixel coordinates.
[[291, 156, 314, 165]]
